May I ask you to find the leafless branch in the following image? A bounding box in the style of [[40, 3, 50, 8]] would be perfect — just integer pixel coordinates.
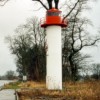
[[0, 0, 9, 6], [83, 38, 100, 47], [32, 0, 48, 10], [71, 7, 81, 52], [63, 0, 80, 21]]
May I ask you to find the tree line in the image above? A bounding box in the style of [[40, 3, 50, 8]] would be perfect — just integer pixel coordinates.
[[0, 70, 17, 80], [5, 0, 100, 81]]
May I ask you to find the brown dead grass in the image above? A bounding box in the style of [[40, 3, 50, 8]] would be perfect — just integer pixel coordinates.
[[17, 80, 100, 100], [18, 81, 45, 89]]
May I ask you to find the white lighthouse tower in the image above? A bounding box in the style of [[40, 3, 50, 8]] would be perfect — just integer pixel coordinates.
[[41, 8, 68, 90]]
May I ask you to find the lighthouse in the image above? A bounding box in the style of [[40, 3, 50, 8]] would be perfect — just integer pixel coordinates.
[[41, 8, 68, 90]]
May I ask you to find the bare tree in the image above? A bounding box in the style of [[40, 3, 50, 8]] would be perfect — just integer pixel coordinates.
[[32, 0, 49, 10], [6, 17, 46, 81], [32, 0, 100, 81], [5, 70, 16, 80], [62, 0, 100, 81]]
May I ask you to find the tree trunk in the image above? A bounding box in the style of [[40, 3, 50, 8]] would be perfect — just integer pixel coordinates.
[[69, 54, 77, 81]]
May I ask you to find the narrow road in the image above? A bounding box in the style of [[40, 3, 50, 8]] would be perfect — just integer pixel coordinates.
[[0, 89, 16, 100]]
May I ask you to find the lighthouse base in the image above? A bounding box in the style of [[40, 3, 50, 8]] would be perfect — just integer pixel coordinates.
[[46, 26, 62, 90], [46, 76, 62, 90]]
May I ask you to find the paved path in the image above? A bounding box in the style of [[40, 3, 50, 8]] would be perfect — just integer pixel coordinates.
[[0, 89, 16, 100]]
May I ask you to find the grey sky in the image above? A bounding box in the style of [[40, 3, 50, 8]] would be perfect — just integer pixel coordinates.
[[0, 0, 100, 75]]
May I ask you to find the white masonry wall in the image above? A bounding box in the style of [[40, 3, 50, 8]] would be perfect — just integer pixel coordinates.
[[46, 25, 62, 90]]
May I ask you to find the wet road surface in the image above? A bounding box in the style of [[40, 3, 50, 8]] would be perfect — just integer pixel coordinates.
[[0, 89, 15, 100]]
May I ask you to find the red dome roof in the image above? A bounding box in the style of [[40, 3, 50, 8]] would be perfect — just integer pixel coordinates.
[[41, 8, 68, 28]]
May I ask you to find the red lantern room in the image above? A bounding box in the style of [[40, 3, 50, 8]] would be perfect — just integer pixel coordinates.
[[41, 8, 68, 28]]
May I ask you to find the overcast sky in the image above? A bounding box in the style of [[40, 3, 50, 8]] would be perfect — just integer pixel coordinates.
[[0, 0, 100, 75]]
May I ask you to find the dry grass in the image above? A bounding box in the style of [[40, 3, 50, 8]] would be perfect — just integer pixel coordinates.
[[18, 81, 45, 89], [17, 80, 100, 100]]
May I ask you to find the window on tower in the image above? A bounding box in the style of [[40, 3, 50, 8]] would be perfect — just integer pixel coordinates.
[[47, 12, 61, 16]]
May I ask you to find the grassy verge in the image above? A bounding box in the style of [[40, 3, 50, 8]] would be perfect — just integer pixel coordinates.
[[16, 80, 100, 100], [2, 80, 100, 100], [2, 81, 21, 89]]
